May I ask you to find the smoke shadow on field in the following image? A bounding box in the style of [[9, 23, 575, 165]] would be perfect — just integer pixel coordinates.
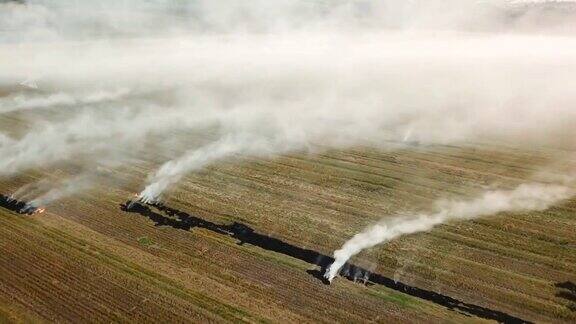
[[120, 201, 530, 323]]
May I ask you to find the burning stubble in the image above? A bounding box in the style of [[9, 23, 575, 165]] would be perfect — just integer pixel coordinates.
[[325, 180, 575, 282], [0, 0, 575, 262]]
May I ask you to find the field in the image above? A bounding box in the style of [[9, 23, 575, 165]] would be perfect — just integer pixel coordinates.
[[0, 109, 575, 323], [3, 1, 576, 322]]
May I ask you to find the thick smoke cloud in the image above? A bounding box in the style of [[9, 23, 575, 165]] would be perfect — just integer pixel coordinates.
[[1, 1, 575, 208], [2, 0, 574, 42]]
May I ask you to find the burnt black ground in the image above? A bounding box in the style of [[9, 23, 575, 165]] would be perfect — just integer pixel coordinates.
[[122, 200, 531, 323]]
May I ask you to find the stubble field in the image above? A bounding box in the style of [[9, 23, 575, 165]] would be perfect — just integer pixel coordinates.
[[1, 108, 575, 323]]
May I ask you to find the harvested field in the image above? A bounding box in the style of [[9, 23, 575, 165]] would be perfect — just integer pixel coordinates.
[[0, 133, 574, 322], [2, 2, 576, 323]]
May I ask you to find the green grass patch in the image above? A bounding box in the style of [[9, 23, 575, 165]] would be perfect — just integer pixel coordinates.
[[137, 236, 154, 247], [367, 288, 420, 309]]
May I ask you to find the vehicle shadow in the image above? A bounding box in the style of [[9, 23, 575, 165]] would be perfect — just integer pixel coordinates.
[[121, 200, 530, 323]]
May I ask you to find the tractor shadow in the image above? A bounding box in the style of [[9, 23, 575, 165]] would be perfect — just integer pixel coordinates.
[[121, 200, 530, 323]]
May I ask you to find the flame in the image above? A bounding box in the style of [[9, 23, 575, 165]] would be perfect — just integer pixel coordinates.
[[36, 208, 46, 214]]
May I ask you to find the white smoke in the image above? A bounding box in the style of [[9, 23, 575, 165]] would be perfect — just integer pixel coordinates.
[[0, 104, 224, 175], [138, 133, 292, 203], [2, 1, 574, 42], [325, 181, 574, 282], [1, 2, 576, 213], [25, 174, 95, 209], [0, 132, 14, 147], [127, 32, 576, 200], [0, 88, 131, 114], [19, 78, 38, 89], [9, 178, 52, 202]]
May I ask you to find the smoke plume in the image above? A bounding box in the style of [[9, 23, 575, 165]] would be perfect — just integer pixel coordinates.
[[0, 88, 131, 114], [138, 134, 276, 202], [1, 2, 576, 208], [9, 178, 52, 202], [325, 180, 574, 282], [24, 174, 95, 209]]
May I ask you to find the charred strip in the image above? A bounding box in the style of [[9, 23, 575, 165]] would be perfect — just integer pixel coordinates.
[[121, 200, 530, 323], [0, 194, 44, 215]]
